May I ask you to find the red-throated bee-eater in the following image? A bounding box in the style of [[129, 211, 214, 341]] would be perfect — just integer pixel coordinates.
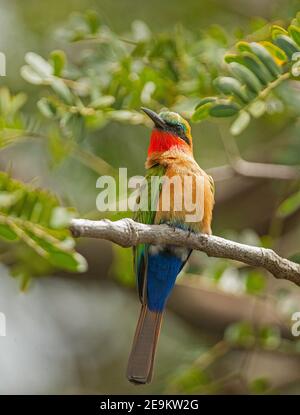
[[127, 108, 215, 384]]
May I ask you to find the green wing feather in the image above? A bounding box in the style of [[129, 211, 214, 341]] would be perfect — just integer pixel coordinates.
[[133, 164, 166, 302]]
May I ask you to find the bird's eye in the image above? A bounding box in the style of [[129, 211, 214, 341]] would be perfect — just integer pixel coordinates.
[[165, 121, 185, 135]]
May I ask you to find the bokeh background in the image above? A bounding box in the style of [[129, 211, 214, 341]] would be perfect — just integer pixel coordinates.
[[0, 0, 300, 394]]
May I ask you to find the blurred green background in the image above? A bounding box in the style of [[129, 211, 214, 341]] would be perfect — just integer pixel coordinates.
[[0, 0, 300, 395]]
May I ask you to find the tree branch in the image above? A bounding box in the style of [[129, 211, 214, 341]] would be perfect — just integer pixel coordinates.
[[70, 218, 300, 286], [219, 127, 300, 181]]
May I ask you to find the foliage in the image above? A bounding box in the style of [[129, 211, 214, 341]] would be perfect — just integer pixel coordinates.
[[16, 11, 232, 160], [0, 171, 86, 288], [193, 12, 300, 135], [0, 87, 36, 147]]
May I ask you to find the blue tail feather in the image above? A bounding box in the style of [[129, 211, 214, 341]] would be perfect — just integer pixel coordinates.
[[146, 250, 184, 312]]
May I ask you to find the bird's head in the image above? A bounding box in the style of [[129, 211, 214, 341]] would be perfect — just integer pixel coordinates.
[[142, 107, 193, 156]]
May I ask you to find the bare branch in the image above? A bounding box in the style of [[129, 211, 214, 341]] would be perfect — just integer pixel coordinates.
[[70, 218, 300, 286], [231, 158, 300, 180], [219, 128, 300, 181]]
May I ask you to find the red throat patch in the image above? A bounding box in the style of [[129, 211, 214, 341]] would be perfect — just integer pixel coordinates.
[[148, 129, 189, 156]]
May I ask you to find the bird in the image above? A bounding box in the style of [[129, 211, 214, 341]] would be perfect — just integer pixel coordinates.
[[126, 108, 215, 384]]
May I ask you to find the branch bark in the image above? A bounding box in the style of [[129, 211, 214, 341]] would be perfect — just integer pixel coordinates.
[[70, 218, 300, 286]]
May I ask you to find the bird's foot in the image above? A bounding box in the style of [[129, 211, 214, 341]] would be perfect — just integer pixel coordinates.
[[165, 221, 177, 232]]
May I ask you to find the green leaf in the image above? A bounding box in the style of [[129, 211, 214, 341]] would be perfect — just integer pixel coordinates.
[[48, 250, 87, 272], [209, 102, 239, 117], [213, 77, 249, 103], [0, 190, 22, 208], [249, 42, 282, 77], [292, 12, 300, 27], [291, 60, 300, 77], [241, 52, 274, 85], [85, 10, 100, 34], [24, 225, 86, 273], [292, 51, 300, 61], [236, 41, 252, 53], [85, 111, 107, 130], [195, 97, 217, 110], [21, 65, 44, 85], [273, 35, 300, 59], [229, 62, 262, 94], [24, 52, 52, 78], [37, 98, 57, 119], [224, 321, 255, 347], [289, 25, 300, 46], [230, 110, 250, 135], [10, 92, 27, 115], [49, 50, 66, 77], [0, 223, 18, 241], [277, 189, 300, 217], [224, 54, 244, 65], [259, 326, 281, 349], [90, 95, 115, 108], [260, 41, 288, 64], [291, 51, 300, 76], [192, 102, 214, 121], [271, 25, 288, 39], [248, 100, 266, 118], [51, 78, 73, 104], [0, 172, 86, 283]]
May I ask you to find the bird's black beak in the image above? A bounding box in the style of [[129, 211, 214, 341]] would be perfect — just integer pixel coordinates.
[[141, 107, 166, 129]]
